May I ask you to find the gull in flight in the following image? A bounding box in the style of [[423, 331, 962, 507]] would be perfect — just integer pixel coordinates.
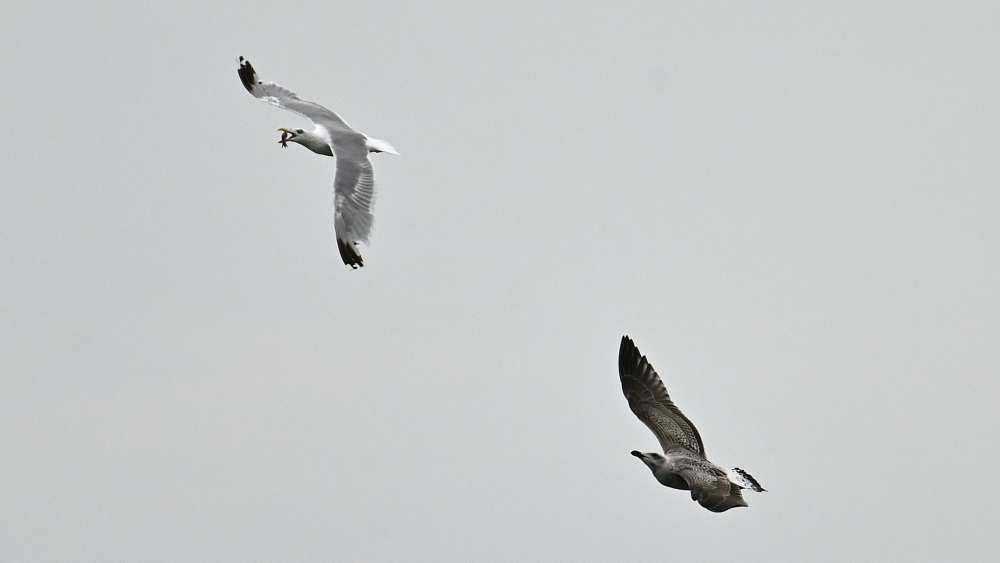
[[618, 336, 765, 512], [238, 56, 399, 268]]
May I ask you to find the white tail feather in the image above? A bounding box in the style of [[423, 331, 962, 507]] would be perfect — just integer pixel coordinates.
[[365, 137, 399, 155]]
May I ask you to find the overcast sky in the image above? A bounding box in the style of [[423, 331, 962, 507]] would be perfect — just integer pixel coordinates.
[[2, 2, 999, 561]]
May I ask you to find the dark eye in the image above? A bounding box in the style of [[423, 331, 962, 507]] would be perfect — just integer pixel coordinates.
[[296, 129, 304, 134]]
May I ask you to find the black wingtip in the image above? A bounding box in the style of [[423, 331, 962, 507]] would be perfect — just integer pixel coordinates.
[[237, 56, 257, 94], [618, 335, 642, 376], [620, 335, 635, 354], [337, 237, 364, 269]]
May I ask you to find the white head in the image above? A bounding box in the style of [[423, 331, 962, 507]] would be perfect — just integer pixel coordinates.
[[277, 128, 333, 156]]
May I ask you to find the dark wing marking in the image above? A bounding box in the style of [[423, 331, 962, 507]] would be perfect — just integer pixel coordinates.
[[619, 336, 705, 456], [336, 237, 363, 269]]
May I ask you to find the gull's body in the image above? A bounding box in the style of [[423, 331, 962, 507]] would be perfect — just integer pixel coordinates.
[[618, 336, 765, 512], [238, 57, 398, 268]]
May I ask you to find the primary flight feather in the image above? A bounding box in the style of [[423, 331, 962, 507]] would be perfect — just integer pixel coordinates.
[[238, 56, 398, 268]]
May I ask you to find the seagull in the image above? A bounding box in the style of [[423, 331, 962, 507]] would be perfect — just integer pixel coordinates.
[[618, 336, 765, 512], [238, 56, 399, 268]]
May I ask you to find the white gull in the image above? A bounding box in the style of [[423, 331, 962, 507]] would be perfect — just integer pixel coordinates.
[[238, 57, 398, 268]]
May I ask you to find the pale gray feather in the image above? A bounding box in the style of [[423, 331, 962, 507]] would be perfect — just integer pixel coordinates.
[[331, 147, 376, 243]]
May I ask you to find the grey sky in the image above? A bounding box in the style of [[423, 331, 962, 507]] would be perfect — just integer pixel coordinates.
[[2, 1, 998, 561]]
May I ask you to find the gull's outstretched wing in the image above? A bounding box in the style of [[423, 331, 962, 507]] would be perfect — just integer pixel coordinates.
[[619, 336, 705, 456], [332, 142, 377, 268], [238, 57, 353, 131]]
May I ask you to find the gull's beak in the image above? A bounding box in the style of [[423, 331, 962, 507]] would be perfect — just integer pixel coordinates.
[[631, 451, 645, 459]]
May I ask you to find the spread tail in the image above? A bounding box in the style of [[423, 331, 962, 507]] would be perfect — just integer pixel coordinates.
[[729, 467, 766, 492], [365, 137, 399, 155]]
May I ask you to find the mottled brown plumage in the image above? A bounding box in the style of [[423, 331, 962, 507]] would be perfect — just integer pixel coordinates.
[[619, 336, 765, 512]]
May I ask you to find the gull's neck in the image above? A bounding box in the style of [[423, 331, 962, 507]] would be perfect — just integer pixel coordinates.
[[643, 455, 674, 474], [293, 131, 333, 157], [638, 453, 689, 490]]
